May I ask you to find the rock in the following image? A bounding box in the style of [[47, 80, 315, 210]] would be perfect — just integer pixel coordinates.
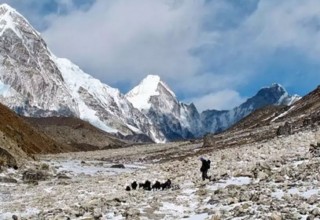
[[270, 212, 282, 220], [283, 212, 300, 220], [40, 163, 50, 170], [22, 169, 48, 182], [196, 189, 207, 196], [274, 175, 285, 183], [0, 176, 18, 183], [233, 205, 246, 217], [211, 213, 221, 220], [110, 164, 125, 169], [235, 172, 254, 178], [241, 203, 250, 210], [226, 197, 237, 205], [124, 208, 140, 218], [257, 171, 268, 181], [56, 173, 71, 179], [311, 207, 320, 216], [307, 195, 318, 205], [207, 199, 219, 205], [0, 147, 17, 168], [276, 122, 292, 136], [239, 192, 251, 202], [12, 215, 18, 220], [307, 215, 315, 220]]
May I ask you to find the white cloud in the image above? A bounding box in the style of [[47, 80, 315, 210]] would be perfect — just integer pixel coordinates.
[[3, 0, 320, 110], [187, 90, 246, 111], [42, 0, 211, 86]]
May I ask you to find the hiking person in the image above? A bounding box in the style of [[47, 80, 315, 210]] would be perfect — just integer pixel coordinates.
[[200, 157, 211, 181]]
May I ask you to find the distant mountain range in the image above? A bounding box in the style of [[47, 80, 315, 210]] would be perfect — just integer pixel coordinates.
[[203, 85, 320, 148], [0, 4, 300, 143]]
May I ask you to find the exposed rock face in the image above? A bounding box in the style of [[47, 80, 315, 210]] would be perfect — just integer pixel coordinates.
[[203, 85, 320, 148], [0, 147, 17, 168], [0, 4, 77, 116], [0, 4, 301, 143], [0, 4, 165, 143], [201, 84, 299, 134], [126, 75, 202, 141], [127, 76, 298, 141]]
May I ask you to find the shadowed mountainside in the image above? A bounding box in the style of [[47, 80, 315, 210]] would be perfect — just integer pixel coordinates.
[[24, 117, 128, 151], [0, 102, 75, 167]]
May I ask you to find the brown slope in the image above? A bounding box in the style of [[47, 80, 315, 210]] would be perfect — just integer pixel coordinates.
[[276, 86, 320, 123], [227, 105, 288, 131], [0, 102, 74, 167], [24, 117, 127, 151], [203, 85, 320, 148]]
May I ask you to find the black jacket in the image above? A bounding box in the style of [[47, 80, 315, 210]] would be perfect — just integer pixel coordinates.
[[200, 159, 210, 172]]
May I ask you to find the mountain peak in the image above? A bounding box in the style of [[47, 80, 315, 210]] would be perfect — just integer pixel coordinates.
[[0, 3, 16, 12], [139, 74, 162, 93], [143, 74, 161, 83], [261, 83, 285, 92], [245, 83, 299, 109], [0, 3, 39, 40], [126, 74, 176, 110]]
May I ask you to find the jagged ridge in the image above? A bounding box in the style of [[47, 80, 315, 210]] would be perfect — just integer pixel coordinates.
[[0, 4, 166, 143], [0, 4, 301, 143]]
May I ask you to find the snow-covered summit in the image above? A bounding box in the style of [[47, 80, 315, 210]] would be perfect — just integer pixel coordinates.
[[126, 74, 175, 110], [0, 4, 166, 143], [126, 75, 202, 141], [0, 3, 16, 13], [0, 3, 39, 38], [260, 83, 300, 106]]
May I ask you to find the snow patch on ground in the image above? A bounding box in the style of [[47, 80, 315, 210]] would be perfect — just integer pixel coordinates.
[[207, 176, 252, 191], [272, 188, 319, 200], [48, 159, 145, 176]]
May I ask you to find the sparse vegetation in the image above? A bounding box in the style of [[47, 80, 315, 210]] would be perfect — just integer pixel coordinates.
[[40, 163, 49, 170]]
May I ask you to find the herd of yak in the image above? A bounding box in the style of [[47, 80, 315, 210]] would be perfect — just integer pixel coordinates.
[[125, 179, 172, 191]]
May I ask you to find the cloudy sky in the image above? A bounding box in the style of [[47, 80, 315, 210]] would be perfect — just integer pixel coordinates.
[[1, 0, 320, 111]]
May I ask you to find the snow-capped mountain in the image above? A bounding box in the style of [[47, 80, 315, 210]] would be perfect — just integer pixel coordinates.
[[127, 76, 300, 139], [201, 83, 300, 134], [0, 4, 165, 143], [0, 4, 300, 143], [126, 75, 202, 141], [0, 4, 78, 116]]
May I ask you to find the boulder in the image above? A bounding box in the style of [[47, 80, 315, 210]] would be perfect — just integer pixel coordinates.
[[276, 122, 292, 136], [22, 169, 48, 182], [0, 176, 18, 183], [0, 147, 17, 169], [111, 164, 125, 169]]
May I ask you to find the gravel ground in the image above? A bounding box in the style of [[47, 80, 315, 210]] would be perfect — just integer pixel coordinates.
[[1, 129, 320, 220]]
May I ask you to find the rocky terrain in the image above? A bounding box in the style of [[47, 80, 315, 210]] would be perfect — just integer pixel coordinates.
[[1, 125, 320, 219], [0, 84, 319, 220]]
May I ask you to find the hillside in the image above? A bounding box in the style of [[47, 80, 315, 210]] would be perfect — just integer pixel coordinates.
[[24, 117, 127, 151], [203, 85, 320, 148], [0, 103, 74, 167]]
